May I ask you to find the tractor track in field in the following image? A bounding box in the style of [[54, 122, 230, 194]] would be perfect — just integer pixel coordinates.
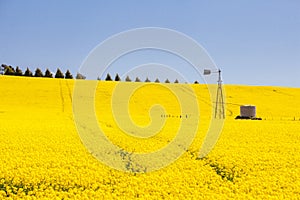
[[65, 80, 72, 103], [59, 80, 65, 113]]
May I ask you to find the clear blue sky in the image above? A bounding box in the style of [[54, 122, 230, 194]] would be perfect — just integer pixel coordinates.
[[0, 0, 299, 87]]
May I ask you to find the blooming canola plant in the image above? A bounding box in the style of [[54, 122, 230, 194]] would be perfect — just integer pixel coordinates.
[[0, 76, 299, 199]]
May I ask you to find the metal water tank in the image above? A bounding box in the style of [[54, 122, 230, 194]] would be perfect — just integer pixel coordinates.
[[240, 105, 256, 118]]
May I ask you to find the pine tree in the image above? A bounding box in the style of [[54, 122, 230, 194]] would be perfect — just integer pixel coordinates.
[[15, 66, 23, 76], [24, 68, 33, 77], [154, 78, 160, 83], [34, 68, 43, 77], [114, 73, 121, 81], [165, 79, 170, 83], [65, 70, 73, 79], [76, 73, 86, 79], [44, 69, 53, 78], [105, 73, 112, 81], [174, 79, 179, 83], [55, 68, 64, 78], [4, 65, 15, 75], [135, 77, 141, 82], [125, 75, 131, 82], [145, 77, 151, 82]]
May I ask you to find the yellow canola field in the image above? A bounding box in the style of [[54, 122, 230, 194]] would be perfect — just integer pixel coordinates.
[[0, 76, 299, 199]]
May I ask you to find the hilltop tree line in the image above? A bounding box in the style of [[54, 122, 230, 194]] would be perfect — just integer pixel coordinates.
[[1, 64, 199, 83], [102, 73, 182, 83], [0, 64, 86, 79]]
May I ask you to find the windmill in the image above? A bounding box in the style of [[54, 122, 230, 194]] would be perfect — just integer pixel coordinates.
[[204, 69, 225, 119]]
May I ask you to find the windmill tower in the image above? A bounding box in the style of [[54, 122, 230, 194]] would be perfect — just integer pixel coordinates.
[[204, 69, 225, 119]]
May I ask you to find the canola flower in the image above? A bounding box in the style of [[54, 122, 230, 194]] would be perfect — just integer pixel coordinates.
[[0, 76, 299, 199]]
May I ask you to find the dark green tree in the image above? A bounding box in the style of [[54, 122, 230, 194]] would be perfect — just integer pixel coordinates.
[[135, 77, 141, 82], [105, 73, 112, 81], [154, 78, 160, 83], [34, 68, 43, 77], [165, 79, 170, 83], [125, 75, 131, 82], [55, 68, 64, 78], [194, 81, 199, 84], [15, 66, 23, 76], [76, 73, 86, 79], [4, 65, 15, 75], [44, 69, 53, 78], [114, 73, 121, 81], [145, 77, 151, 82], [174, 79, 179, 83], [65, 70, 73, 79], [24, 68, 33, 77]]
